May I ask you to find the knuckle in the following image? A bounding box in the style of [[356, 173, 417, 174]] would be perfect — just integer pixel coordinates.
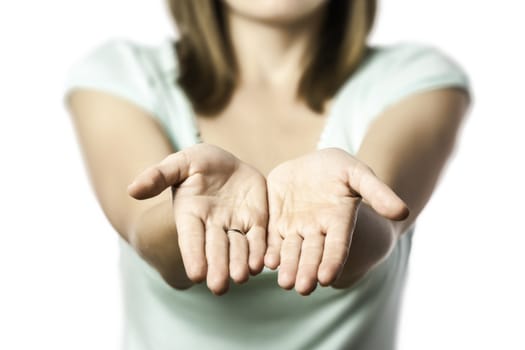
[[146, 167, 167, 190], [246, 231, 266, 247]]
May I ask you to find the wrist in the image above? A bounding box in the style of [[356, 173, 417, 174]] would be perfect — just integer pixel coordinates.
[[332, 203, 398, 289], [129, 199, 194, 290]]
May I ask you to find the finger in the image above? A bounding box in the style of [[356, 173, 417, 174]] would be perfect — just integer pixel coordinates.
[[347, 162, 409, 221], [205, 225, 230, 295], [228, 231, 249, 283], [246, 225, 267, 275], [278, 233, 303, 290], [176, 214, 206, 283], [264, 219, 282, 270], [128, 151, 191, 199], [295, 234, 324, 295], [265, 185, 283, 269], [318, 218, 353, 286]]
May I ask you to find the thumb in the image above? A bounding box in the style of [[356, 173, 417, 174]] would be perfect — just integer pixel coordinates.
[[347, 163, 409, 221], [128, 151, 191, 200]]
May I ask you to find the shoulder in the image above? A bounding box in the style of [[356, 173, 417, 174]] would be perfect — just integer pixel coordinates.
[[372, 42, 468, 84], [331, 43, 471, 153], [66, 38, 178, 75], [354, 42, 470, 97], [337, 42, 470, 115], [368, 42, 466, 68], [64, 37, 179, 116]]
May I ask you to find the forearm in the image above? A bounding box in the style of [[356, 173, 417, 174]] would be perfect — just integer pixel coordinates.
[[332, 89, 469, 289], [128, 197, 193, 289]]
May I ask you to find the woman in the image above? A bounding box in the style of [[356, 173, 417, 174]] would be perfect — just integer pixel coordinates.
[[65, 0, 470, 348]]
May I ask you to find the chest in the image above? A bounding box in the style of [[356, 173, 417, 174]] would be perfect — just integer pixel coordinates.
[[195, 91, 330, 176]]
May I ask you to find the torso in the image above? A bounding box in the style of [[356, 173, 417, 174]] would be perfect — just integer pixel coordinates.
[[195, 86, 331, 176]]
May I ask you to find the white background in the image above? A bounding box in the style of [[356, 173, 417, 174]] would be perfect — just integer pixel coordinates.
[[1, 1, 524, 349]]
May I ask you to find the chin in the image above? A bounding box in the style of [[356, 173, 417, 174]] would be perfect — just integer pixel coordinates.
[[221, 0, 330, 25]]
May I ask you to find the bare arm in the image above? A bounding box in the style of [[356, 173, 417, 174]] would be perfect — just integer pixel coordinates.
[[67, 90, 269, 294], [66, 90, 191, 288], [334, 88, 470, 287]]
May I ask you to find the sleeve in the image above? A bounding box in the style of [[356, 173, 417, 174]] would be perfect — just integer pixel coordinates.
[[349, 43, 471, 152], [375, 43, 471, 111], [63, 39, 158, 116]]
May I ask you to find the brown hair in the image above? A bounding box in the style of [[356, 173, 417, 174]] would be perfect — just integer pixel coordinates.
[[168, 0, 376, 115]]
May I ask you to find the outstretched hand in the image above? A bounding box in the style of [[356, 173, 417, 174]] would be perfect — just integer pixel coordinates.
[[128, 145, 407, 296], [128, 143, 268, 295], [264, 148, 409, 295]]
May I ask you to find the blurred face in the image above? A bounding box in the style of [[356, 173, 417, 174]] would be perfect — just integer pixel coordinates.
[[221, 0, 330, 25]]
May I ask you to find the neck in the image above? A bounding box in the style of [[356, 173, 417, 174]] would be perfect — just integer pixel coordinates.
[[224, 8, 326, 90]]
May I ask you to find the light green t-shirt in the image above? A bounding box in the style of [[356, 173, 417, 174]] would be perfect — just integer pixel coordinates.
[[65, 38, 469, 350]]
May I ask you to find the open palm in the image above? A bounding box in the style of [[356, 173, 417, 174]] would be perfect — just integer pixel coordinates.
[[265, 148, 409, 295], [128, 143, 268, 295]]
